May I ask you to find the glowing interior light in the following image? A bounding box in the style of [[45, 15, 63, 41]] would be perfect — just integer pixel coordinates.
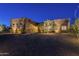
[[0, 27, 3, 31], [61, 26, 67, 30]]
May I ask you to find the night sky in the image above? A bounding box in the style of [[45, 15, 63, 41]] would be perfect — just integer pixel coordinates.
[[0, 3, 79, 26]]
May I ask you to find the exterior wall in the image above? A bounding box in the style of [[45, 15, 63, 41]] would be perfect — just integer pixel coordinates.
[[30, 24, 38, 33], [11, 19, 18, 34], [0, 25, 4, 32], [44, 20, 54, 33], [11, 18, 26, 34], [11, 18, 38, 34], [25, 23, 38, 33], [38, 25, 44, 33], [11, 18, 70, 34], [43, 19, 70, 33], [54, 19, 69, 33]]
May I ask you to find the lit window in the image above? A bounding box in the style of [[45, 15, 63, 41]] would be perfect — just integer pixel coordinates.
[[61, 26, 67, 30], [0, 27, 3, 31]]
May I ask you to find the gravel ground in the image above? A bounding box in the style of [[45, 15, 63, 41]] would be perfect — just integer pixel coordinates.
[[0, 33, 78, 56]]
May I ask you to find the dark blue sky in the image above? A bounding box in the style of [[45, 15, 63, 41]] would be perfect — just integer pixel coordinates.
[[0, 3, 79, 26]]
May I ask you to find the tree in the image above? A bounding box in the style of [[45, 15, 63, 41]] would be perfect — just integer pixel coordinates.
[[72, 19, 79, 40], [0, 24, 7, 32]]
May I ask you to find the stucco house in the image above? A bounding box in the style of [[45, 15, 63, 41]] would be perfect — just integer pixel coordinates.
[[43, 19, 70, 33], [10, 17, 70, 34], [54, 19, 70, 33], [11, 17, 38, 34]]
